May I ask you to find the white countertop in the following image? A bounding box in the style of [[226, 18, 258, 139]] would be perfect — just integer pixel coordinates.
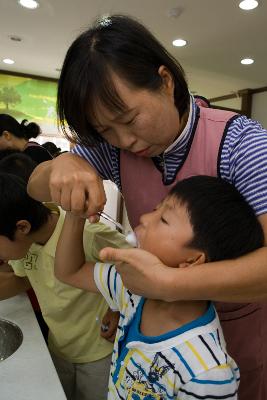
[[0, 293, 66, 400]]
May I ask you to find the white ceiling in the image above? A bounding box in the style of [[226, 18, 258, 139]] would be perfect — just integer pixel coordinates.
[[0, 0, 266, 97]]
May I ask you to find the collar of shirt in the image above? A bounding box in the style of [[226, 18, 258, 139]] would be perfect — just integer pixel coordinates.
[[152, 95, 198, 185]]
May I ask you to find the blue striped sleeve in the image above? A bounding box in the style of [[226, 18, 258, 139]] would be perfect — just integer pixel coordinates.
[[177, 365, 239, 399], [220, 116, 267, 216], [72, 143, 121, 188]]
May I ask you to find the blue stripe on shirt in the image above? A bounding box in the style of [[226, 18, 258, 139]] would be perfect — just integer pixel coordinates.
[[172, 347, 195, 378], [191, 376, 235, 385]]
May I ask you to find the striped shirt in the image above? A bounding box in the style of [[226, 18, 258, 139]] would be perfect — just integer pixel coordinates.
[[94, 263, 240, 399], [73, 96, 267, 216]]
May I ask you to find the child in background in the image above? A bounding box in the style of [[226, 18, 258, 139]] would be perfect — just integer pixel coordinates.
[[0, 164, 130, 400], [0, 152, 37, 181], [55, 176, 264, 399], [0, 152, 49, 338]]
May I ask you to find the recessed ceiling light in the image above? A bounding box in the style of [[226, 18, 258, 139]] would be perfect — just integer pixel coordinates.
[[18, 0, 39, 9], [3, 58, 15, 65], [9, 35, 22, 42], [241, 58, 254, 65], [172, 39, 187, 47], [239, 0, 259, 10]]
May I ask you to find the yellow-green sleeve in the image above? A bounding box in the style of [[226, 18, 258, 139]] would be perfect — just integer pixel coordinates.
[[8, 259, 27, 278], [83, 222, 131, 262]]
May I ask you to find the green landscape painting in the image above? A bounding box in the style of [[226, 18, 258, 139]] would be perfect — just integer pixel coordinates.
[[0, 72, 58, 134]]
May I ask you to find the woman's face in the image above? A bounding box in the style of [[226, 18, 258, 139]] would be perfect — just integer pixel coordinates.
[[90, 68, 183, 157], [0, 132, 12, 150], [0, 131, 20, 150]]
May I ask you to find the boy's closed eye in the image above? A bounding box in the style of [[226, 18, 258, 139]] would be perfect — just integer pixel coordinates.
[[160, 216, 168, 224]]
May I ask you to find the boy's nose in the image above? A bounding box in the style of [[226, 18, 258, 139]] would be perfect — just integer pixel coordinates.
[[139, 211, 152, 226]]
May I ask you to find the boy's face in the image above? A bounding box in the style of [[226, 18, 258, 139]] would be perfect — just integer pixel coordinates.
[[135, 196, 200, 267], [0, 221, 32, 261]]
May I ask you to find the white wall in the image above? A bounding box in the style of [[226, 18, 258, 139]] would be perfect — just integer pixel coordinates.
[[251, 92, 267, 129], [184, 64, 261, 100]]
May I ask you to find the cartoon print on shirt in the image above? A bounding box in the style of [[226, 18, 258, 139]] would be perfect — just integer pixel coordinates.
[[126, 353, 171, 399], [23, 253, 38, 270]]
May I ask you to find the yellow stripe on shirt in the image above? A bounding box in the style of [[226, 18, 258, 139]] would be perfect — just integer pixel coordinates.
[[185, 340, 209, 370]]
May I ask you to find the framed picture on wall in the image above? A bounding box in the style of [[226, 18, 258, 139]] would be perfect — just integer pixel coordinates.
[[0, 70, 69, 150], [0, 70, 58, 132]]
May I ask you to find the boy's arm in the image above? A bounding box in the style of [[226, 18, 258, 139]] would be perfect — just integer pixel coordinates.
[[55, 213, 99, 292], [0, 263, 31, 300]]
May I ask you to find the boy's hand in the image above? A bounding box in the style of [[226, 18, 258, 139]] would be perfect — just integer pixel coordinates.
[[100, 308, 120, 343], [99, 247, 173, 300]]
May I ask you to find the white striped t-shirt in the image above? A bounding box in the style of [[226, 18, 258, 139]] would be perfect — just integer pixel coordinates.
[[94, 262, 240, 399]]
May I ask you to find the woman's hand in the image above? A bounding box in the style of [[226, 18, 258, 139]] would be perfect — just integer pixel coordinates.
[[99, 247, 175, 300], [28, 153, 106, 221]]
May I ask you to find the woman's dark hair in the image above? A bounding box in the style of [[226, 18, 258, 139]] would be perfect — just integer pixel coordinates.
[[57, 14, 190, 147], [170, 176, 264, 262], [0, 114, 41, 140], [0, 173, 51, 240]]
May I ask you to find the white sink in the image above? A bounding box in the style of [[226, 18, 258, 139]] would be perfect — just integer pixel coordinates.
[[0, 318, 23, 362]]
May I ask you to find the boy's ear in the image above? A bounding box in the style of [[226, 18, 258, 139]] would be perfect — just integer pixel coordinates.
[[15, 220, 31, 236], [179, 252, 206, 269]]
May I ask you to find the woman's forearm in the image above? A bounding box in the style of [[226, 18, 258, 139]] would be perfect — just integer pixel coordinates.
[[27, 159, 53, 201], [163, 247, 267, 303], [102, 246, 267, 303]]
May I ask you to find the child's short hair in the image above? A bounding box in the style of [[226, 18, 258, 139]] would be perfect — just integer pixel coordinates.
[[0, 173, 51, 240], [0, 149, 21, 161], [0, 152, 37, 182], [170, 176, 264, 261]]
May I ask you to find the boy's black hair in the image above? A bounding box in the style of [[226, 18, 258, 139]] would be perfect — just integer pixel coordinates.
[[57, 14, 190, 147], [170, 176, 264, 262], [0, 152, 37, 182], [0, 173, 51, 240]]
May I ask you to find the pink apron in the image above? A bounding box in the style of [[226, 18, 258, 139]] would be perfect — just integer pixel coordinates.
[[120, 105, 267, 399]]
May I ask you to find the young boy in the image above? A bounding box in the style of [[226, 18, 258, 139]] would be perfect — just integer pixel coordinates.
[[0, 167, 130, 400], [55, 175, 264, 400]]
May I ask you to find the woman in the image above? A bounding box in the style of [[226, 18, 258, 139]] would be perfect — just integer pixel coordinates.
[[28, 15, 267, 399], [0, 114, 52, 163]]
